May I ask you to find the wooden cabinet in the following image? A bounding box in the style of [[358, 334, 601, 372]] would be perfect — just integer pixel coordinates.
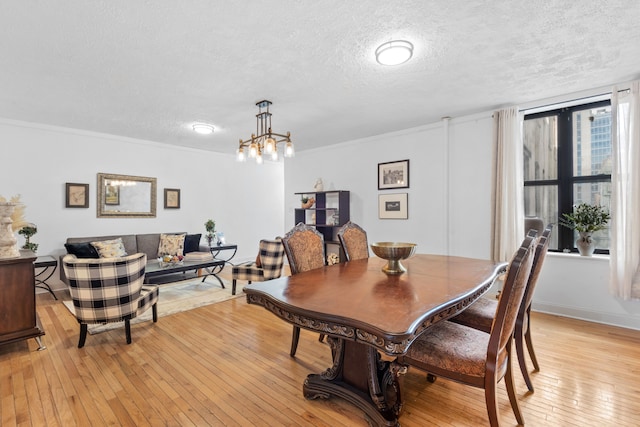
[[294, 190, 350, 259], [0, 252, 46, 350]]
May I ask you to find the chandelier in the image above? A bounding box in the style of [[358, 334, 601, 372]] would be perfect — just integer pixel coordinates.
[[236, 100, 294, 164]]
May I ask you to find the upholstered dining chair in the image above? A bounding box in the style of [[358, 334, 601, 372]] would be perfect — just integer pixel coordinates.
[[450, 224, 552, 392], [62, 253, 159, 348], [231, 238, 285, 295], [396, 233, 537, 427], [281, 222, 325, 357], [337, 221, 369, 261]]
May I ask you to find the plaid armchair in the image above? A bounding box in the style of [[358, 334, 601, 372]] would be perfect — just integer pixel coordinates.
[[231, 239, 285, 295], [62, 253, 159, 348]]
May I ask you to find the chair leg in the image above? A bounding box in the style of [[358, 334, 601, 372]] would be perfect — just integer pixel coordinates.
[[152, 303, 158, 323], [484, 379, 500, 427], [515, 322, 534, 392], [125, 319, 132, 344], [505, 341, 525, 425], [290, 326, 300, 357], [232, 279, 237, 295], [525, 309, 540, 371], [318, 334, 325, 342], [78, 323, 88, 348]]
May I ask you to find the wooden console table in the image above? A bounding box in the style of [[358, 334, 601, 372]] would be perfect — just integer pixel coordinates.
[[0, 252, 46, 350]]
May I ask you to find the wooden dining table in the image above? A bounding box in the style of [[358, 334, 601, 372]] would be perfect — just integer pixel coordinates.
[[244, 254, 507, 426]]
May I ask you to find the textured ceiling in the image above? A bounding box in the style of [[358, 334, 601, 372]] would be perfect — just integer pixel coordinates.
[[1, 1, 639, 154]]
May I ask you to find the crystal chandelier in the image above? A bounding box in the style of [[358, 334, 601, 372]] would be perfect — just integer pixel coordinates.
[[236, 100, 294, 164]]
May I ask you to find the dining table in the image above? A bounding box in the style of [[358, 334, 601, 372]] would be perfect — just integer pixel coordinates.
[[244, 254, 507, 426]]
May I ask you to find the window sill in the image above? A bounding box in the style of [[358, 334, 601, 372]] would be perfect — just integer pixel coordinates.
[[547, 252, 609, 262]]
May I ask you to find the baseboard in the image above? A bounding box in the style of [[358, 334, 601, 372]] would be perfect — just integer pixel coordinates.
[[532, 302, 640, 331]]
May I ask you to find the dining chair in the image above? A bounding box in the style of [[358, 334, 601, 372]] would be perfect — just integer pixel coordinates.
[[281, 222, 325, 357], [450, 224, 552, 392], [231, 238, 285, 295], [62, 253, 159, 348], [337, 221, 369, 261], [396, 233, 537, 427]]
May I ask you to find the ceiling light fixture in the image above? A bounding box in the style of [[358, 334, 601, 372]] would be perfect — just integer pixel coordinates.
[[375, 40, 414, 66], [192, 123, 215, 134], [236, 100, 294, 163]]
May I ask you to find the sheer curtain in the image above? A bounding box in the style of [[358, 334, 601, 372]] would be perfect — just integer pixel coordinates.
[[491, 107, 525, 262], [610, 82, 640, 300]]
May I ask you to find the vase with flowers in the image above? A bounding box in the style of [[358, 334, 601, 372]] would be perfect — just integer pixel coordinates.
[[204, 219, 216, 247], [559, 203, 610, 256]]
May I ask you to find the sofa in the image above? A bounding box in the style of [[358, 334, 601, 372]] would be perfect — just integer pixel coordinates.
[[60, 232, 206, 285]]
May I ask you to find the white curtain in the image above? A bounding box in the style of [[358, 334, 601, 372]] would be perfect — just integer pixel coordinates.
[[491, 107, 525, 262], [610, 82, 640, 300]]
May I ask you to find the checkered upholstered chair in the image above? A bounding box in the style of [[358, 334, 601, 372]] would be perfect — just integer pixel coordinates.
[[397, 234, 536, 427], [450, 224, 552, 392], [62, 253, 159, 348], [337, 221, 369, 261], [231, 238, 285, 295], [282, 222, 325, 357]]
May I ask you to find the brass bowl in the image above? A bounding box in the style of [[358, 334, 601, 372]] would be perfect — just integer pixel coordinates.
[[370, 242, 417, 275]]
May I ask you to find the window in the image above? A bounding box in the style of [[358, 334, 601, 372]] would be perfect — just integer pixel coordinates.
[[523, 100, 612, 253]]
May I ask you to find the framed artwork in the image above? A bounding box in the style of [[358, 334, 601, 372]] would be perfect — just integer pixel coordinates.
[[104, 184, 120, 205], [378, 159, 409, 190], [65, 183, 89, 208], [378, 193, 408, 219], [164, 188, 180, 209]]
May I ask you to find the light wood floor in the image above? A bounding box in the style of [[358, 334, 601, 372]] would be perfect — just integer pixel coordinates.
[[2, 274, 640, 426]]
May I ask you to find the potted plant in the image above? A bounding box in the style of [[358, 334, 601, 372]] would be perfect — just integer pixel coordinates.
[[18, 224, 38, 253], [559, 203, 610, 256], [204, 219, 216, 247]]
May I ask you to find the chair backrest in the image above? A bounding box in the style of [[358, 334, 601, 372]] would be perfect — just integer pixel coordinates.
[[520, 224, 552, 315], [486, 233, 536, 368], [62, 253, 147, 324], [525, 217, 544, 237], [258, 238, 285, 280], [282, 223, 325, 275], [337, 221, 369, 261]]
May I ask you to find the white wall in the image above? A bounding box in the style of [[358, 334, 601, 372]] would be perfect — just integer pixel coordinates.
[[0, 119, 286, 290], [284, 111, 640, 331]]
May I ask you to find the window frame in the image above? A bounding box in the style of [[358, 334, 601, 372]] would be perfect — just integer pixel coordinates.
[[524, 99, 612, 254]]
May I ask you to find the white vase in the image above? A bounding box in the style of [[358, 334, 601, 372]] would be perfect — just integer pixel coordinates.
[[576, 231, 596, 256], [0, 203, 20, 259]]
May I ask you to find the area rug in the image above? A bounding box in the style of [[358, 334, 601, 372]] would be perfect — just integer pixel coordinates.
[[62, 277, 244, 334]]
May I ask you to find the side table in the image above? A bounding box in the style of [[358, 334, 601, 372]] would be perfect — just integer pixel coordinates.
[[34, 255, 58, 300], [209, 244, 238, 264]]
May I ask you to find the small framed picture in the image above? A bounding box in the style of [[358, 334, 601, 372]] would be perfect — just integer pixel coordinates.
[[378, 159, 410, 190], [164, 188, 180, 209], [105, 184, 120, 205], [65, 183, 89, 208], [379, 193, 408, 219]]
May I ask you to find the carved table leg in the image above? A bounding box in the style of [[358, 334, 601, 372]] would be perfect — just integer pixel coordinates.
[[303, 337, 406, 426]]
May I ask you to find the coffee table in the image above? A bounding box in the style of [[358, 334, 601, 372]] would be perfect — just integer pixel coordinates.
[[145, 258, 225, 288]]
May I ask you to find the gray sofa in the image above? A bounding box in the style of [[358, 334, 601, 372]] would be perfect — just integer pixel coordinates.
[[60, 232, 205, 285]]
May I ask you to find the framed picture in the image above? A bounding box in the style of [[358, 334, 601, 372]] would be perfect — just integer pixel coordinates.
[[378, 193, 408, 219], [378, 159, 409, 190], [164, 188, 180, 209], [104, 184, 120, 205], [65, 183, 89, 208]]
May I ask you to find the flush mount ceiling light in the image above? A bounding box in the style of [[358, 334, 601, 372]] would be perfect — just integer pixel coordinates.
[[236, 100, 294, 163], [192, 123, 215, 135], [375, 40, 414, 66]]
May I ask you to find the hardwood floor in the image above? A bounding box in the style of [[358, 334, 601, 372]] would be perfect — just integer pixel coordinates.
[[2, 277, 640, 426]]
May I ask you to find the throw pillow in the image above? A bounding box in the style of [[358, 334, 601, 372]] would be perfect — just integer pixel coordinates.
[[91, 238, 127, 258], [183, 233, 202, 254], [158, 233, 186, 257], [64, 242, 100, 259]]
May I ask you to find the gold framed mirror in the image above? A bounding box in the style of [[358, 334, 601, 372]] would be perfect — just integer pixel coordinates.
[[97, 173, 157, 218]]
